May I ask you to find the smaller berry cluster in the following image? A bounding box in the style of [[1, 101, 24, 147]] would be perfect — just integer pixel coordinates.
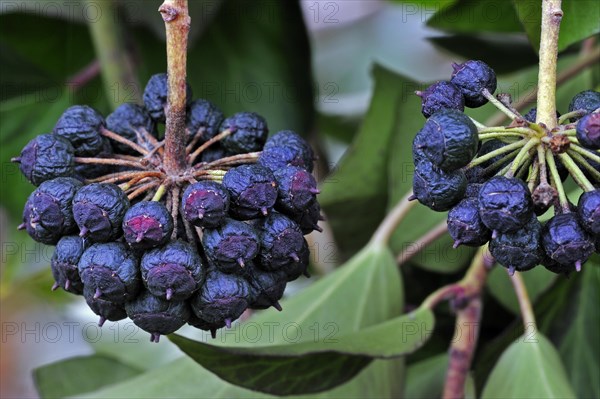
[[412, 60, 599, 275], [14, 73, 322, 342]]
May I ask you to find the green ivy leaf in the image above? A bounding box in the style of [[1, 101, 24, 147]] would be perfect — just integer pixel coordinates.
[[482, 333, 576, 398], [33, 355, 142, 399], [404, 354, 449, 399], [427, 0, 524, 33]]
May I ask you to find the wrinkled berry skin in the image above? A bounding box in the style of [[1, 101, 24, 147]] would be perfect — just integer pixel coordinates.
[[106, 103, 155, 154], [84, 285, 127, 326], [568, 90, 600, 117], [73, 183, 130, 242], [187, 313, 225, 336], [181, 181, 230, 228], [477, 139, 511, 170], [245, 263, 287, 310], [143, 73, 192, 122], [222, 164, 278, 219], [577, 190, 600, 234], [141, 240, 205, 301], [478, 176, 533, 233], [274, 166, 318, 214], [450, 60, 497, 108], [447, 197, 491, 247], [123, 201, 173, 249], [125, 290, 190, 341], [220, 112, 268, 154], [489, 215, 543, 273], [279, 238, 310, 281], [23, 177, 82, 244], [78, 242, 141, 303], [199, 145, 228, 164], [418, 81, 465, 118], [256, 212, 305, 271], [413, 156, 467, 212], [75, 138, 113, 180], [541, 213, 595, 270], [203, 219, 260, 273], [260, 130, 314, 172], [286, 200, 323, 235], [53, 105, 105, 156], [51, 235, 87, 294], [18, 134, 75, 186], [576, 113, 600, 150], [186, 99, 224, 142], [190, 270, 251, 326], [413, 109, 478, 171]]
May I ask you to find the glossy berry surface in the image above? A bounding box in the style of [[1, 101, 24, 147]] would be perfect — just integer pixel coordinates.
[[181, 181, 230, 228], [202, 219, 260, 273], [256, 212, 305, 271], [245, 263, 287, 311], [568, 89, 600, 116], [447, 197, 491, 248], [53, 105, 105, 156], [220, 112, 268, 154], [478, 176, 533, 233], [260, 130, 314, 172], [51, 235, 87, 295], [143, 73, 192, 122], [84, 285, 127, 327], [489, 215, 543, 274], [575, 113, 600, 150], [106, 103, 155, 154], [186, 99, 224, 142], [541, 213, 595, 271], [450, 60, 497, 107], [222, 164, 278, 219], [274, 166, 319, 214], [576, 190, 600, 234], [123, 201, 173, 249], [417, 81, 465, 118], [17, 134, 75, 186], [412, 156, 467, 212]]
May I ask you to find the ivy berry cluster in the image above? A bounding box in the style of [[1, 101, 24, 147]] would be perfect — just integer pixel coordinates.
[[411, 60, 599, 275], [13, 73, 322, 342]]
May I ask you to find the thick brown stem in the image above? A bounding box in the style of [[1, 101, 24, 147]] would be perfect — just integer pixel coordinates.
[[160, 0, 190, 173]]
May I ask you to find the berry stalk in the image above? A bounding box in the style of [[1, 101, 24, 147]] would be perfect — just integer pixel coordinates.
[[535, 0, 563, 129], [160, 0, 191, 173], [508, 271, 537, 331]]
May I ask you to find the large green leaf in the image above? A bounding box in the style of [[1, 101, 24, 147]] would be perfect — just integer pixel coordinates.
[[33, 355, 142, 399], [428, 0, 524, 33], [404, 354, 449, 399], [319, 65, 404, 259], [513, 0, 600, 53], [482, 333, 576, 398]]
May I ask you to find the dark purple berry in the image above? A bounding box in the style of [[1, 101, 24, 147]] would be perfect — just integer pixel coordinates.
[[78, 242, 141, 303], [245, 263, 287, 311], [450, 60, 497, 108], [220, 112, 268, 154], [262, 130, 314, 172], [125, 290, 191, 343], [73, 183, 130, 242], [523, 107, 560, 123], [417, 81, 465, 118], [447, 197, 491, 248], [74, 138, 113, 180], [413, 109, 478, 171], [413, 156, 467, 212], [575, 112, 600, 149], [53, 105, 105, 156], [51, 236, 87, 295], [274, 166, 319, 214], [84, 285, 127, 327], [489, 215, 543, 275], [478, 176, 533, 234], [541, 213, 595, 272], [198, 144, 228, 164], [141, 240, 205, 301], [286, 200, 323, 235], [256, 212, 305, 271], [464, 183, 483, 198], [222, 164, 278, 219], [568, 90, 600, 118], [186, 99, 224, 142], [17, 134, 75, 186], [181, 181, 230, 228], [477, 139, 512, 170], [187, 313, 225, 338], [279, 238, 310, 281], [202, 219, 260, 273], [106, 103, 156, 154], [123, 201, 173, 249], [143, 73, 192, 123], [577, 190, 600, 234]]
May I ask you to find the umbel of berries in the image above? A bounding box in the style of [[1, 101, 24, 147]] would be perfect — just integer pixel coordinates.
[[411, 60, 599, 276], [13, 72, 322, 342]]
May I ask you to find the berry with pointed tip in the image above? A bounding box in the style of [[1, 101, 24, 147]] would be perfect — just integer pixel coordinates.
[[187, 313, 224, 338], [143, 73, 192, 122], [413, 156, 467, 212], [256, 212, 305, 271], [106, 103, 155, 154], [186, 99, 225, 142], [568, 90, 600, 119], [261, 130, 314, 172], [141, 240, 205, 301], [53, 105, 105, 156], [245, 263, 287, 311], [220, 112, 268, 154], [78, 242, 141, 303], [279, 238, 311, 281], [274, 166, 319, 214], [123, 201, 173, 249], [73, 183, 130, 242], [125, 290, 191, 342], [576, 190, 600, 235], [51, 236, 87, 295], [202, 219, 260, 273], [541, 213, 595, 271], [222, 164, 278, 219], [17, 134, 75, 186], [447, 197, 491, 248], [450, 60, 497, 108], [575, 112, 600, 150], [286, 200, 323, 235], [478, 176, 533, 234], [417, 81, 465, 118], [22, 177, 82, 244], [189, 269, 251, 327], [413, 109, 478, 171], [84, 285, 127, 327], [181, 181, 230, 228], [489, 215, 543, 274]]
